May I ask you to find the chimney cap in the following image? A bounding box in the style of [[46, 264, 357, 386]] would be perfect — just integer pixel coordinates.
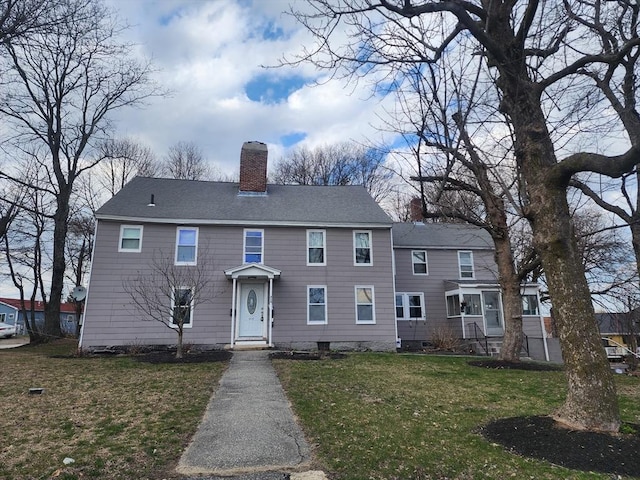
[[242, 141, 267, 151]]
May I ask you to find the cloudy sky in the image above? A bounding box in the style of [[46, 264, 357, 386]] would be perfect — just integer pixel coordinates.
[[105, 0, 399, 177]]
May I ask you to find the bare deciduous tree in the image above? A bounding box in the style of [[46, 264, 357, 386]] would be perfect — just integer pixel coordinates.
[[123, 251, 215, 359], [162, 141, 211, 181], [0, 0, 159, 341], [273, 142, 394, 202]]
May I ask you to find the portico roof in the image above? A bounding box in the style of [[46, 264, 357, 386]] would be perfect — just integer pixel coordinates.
[[224, 263, 281, 280]]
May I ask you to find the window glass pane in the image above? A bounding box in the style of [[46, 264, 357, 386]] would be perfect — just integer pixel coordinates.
[[309, 287, 325, 304], [357, 287, 372, 303], [177, 246, 195, 263], [309, 305, 325, 322], [523, 295, 539, 315], [173, 288, 192, 325], [176, 228, 197, 263], [395, 294, 404, 319], [408, 295, 422, 318], [357, 305, 373, 322], [309, 248, 324, 263], [463, 294, 482, 315], [121, 238, 140, 249], [355, 232, 371, 264], [244, 231, 263, 263], [122, 227, 140, 239], [121, 227, 141, 250], [355, 232, 370, 248], [309, 231, 324, 247], [446, 294, 460, 316]]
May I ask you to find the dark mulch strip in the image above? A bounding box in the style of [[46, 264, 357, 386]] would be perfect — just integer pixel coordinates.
[[481, 415, 640, 476], [467, 359, 563, 371], [269, 351, 347, 360], [134, 350, 233, 364]]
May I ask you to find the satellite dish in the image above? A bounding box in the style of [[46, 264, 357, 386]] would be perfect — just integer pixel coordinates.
[[72, 286, 87, 302]]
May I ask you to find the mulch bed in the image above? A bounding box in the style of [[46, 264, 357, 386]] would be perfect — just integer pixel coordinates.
[[467, 359, 563, 371], [269, 351, 347, 360], [480, 415, 640, 476], [133, 350, 232, 364]]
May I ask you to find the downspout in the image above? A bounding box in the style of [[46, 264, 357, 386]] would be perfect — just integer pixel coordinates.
[[390, 228, 399, 349]]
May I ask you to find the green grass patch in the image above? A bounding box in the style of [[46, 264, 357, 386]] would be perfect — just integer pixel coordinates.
[[0, 339, 227, 479], [273, 353, 640, 480]]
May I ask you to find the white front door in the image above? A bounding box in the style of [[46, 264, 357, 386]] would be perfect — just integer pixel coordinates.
[[238, 282, 266, 339]]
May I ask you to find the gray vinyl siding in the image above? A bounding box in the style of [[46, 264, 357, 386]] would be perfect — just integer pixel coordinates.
[[81, 221, 395, 349], [394, 247, 497, 344]]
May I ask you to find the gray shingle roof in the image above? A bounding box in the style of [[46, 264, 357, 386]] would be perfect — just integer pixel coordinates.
[[392, 222, 493, 249], [96, 177, 392, 227]]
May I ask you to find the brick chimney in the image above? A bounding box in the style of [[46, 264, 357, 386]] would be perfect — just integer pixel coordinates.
[[409, 197, 424, 222], [239, 141, 268, 194]]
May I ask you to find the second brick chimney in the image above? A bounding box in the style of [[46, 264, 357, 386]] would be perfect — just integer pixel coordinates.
[[409, 197, 424, 222], [239, 141, 268, 194]]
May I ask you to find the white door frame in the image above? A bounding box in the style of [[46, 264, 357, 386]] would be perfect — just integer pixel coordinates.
[[236, 281, 268, 343]]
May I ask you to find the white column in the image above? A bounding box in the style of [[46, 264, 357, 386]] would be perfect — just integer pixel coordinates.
[[268, 277, 274, 347], [230, 278, 237, 348]]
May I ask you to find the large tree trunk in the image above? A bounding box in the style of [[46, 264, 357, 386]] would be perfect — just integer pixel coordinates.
[[43, 191, 70, 339], [480, 0, 621, 432], [508, 96, 619, 431], [494, 235, 524, 362]]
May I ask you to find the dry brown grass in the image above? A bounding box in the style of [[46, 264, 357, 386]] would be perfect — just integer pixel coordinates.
[[0, 339, 228, 480]]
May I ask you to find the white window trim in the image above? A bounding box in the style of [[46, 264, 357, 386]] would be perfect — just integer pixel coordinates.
[[411, 250, 428, 275], [170, 286, 194, 329], [243, 228, 264, 264], [307, 229, 327, 266], [118, 225, 143, 253], [395, 292, 426, 321], [0, 313, 5, 322], [458, 250, 475, 279], [175, 227, 199, 266], [307, 285, 328, 325], [355, 285, 376, 324], [353, 230, 373, 266]]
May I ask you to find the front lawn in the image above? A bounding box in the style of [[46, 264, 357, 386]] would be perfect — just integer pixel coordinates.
[[273, 353, 640, 479], [0, 339, 227, 479]]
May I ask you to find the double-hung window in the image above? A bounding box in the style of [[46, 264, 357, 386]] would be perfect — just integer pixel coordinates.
[[522, 295, 540, 315], [412, 250, 428, 275], [171, 287, 193, 328], [119, 225, 143, 252], [395, 293, 425, 320], [355, 286, 375, 324], [175, 227, 198, 265], [458, 251, 474, 279], [354, 231, 372, 265], [307, 286, 327, 324], [307, 230, 326, 265], [244, 229, 263, 263]]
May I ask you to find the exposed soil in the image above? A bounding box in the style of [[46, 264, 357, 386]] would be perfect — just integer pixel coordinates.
[[467, 359, 563, 371], [269, 351, 347, 360], [481, 415, 640, 477]]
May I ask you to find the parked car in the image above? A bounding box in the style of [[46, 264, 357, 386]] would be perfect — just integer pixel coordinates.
[[0, 322, 16, 338]]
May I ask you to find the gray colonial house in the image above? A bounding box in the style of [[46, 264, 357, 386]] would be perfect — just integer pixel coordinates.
[[392, 222, 559, 361], [80, 141, 557, 360], [80, 142, 397, 351]]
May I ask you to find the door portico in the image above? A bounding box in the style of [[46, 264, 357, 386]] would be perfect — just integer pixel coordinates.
[[224, 264, 281, 348]]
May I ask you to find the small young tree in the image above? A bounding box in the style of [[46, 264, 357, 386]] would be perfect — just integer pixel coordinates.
[[123, 250, 213, 359]]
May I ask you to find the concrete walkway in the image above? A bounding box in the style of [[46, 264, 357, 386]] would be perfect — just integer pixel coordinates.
[[177, 350, 321, 479]]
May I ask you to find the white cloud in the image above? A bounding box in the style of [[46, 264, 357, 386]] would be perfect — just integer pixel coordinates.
[[103, 0, 400, 177]]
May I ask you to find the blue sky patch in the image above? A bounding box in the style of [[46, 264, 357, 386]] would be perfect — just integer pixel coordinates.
[[245, 73, 306, 104], [280, 132, 307, 147]]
